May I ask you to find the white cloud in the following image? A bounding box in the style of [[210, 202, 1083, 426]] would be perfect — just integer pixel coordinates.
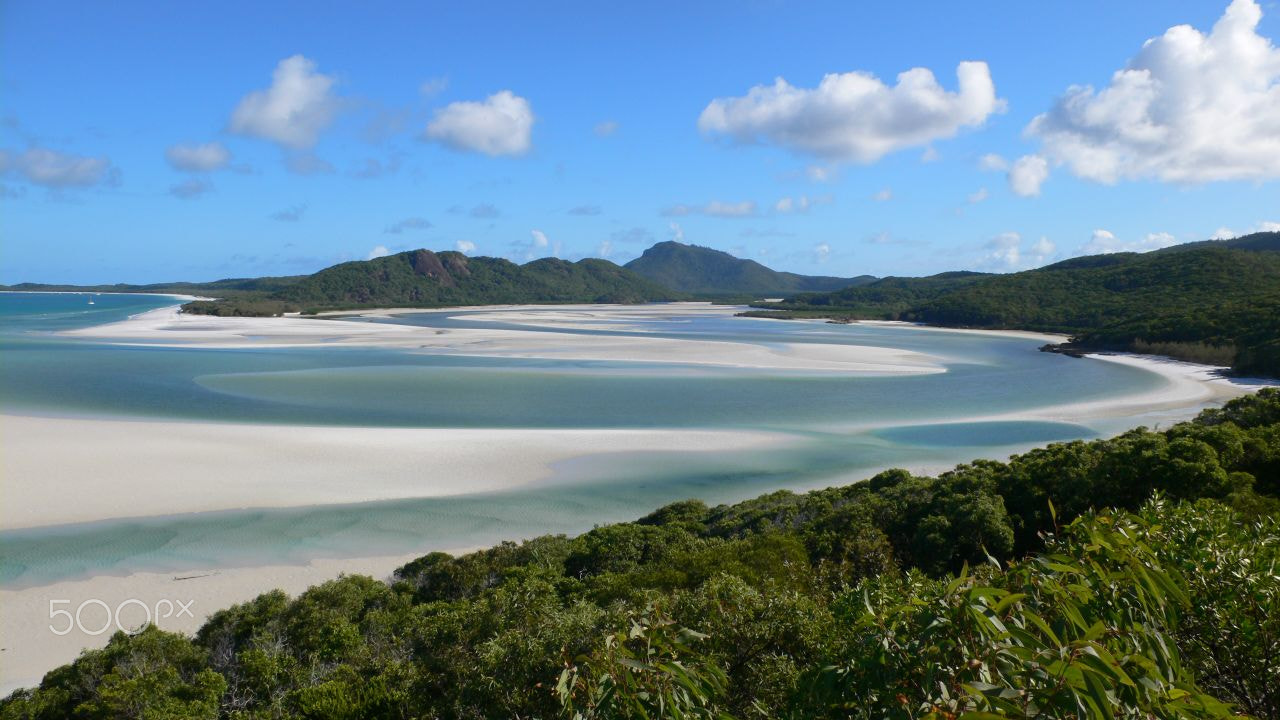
[[1028, 0, 1280, 184], [1211, 220, 1280, 239], [806, 165, 835, 182], [510, 230, 560, 261], [165, 142, 230, 172], [1008, 154, 1049, 196], [698, 60, 1003, 163], [0, 147, 116, 188], [705, 200, 756, 217], [1028, 236, 1057, 265], [669, 222, 685, 243], [230, 55, 339, 149], [455, 240, 476, 253], [775, 196, 814, 213], [597, 239, 615, 258], [983, 232, 1024, 269], [367, 245, 391, 260], [424, 90, 534, 156], [978, 153, 1009, 171], [920, 146, 941, 163], [967, 187, 989, 203], [1080, 229, 1181, 255], [594, 120, 619, 137], [813, 242, 831, 263], [980, 232, 1058, 270], [871, 188, 893, 202]]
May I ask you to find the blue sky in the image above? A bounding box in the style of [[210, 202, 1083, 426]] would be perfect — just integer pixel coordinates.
[[2, 1, 1278, 284]]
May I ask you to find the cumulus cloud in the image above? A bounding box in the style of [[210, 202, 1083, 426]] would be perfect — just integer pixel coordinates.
[[1211, 220, 1280, 239], [669, 222, 685, 243], [169, 178, 214, 199], [510, 229, 560, 261], [978, 153, 1009, 171], [1008, 154, 1049, 196], [663, 200, 756, 218], [230, 55, 339, 149], [982, 232, 1024, 269], [813, 242, 831, 263], [1080, 229, 1180, 255], [698, 61, 1003, 163], [270, 204, 307, 222], [384, 217, 432, 234], [165, 142, 231, 172], [1028, 0, 1280, 184], [1028, 236, 1057, 265], [980, 232, 1058, 270], [597, 239, 615, 258], [455, 240, 476, 253], [0, 147, 117, 188], [424, 90, 534, 156], [594, 120, 618, 137], [367, 245, 391, 260]]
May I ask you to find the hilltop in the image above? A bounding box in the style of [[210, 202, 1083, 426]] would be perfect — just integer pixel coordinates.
[[174, 249, 681, 315], [624, 241, 874, 297], [750, 232, 1280, 376]]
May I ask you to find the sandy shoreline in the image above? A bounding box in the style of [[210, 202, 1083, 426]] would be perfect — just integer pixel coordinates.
[[0, 416, 793, 530], [62, 304, 947, 375]]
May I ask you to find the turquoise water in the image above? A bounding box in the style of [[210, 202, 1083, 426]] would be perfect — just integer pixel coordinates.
[[0, 293, 1179, 588]]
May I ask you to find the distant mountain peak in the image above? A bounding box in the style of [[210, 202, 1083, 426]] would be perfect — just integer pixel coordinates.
[[625, 241, 874, 296]]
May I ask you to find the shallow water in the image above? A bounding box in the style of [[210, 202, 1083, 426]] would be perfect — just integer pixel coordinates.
[[0, 294, 1194, 588]]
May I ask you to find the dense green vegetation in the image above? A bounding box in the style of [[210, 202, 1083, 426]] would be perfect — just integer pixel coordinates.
[[0, 276, 307, 316], [752, 233, 1280, 377], [181, 250, 682, 315], [5, 389, 1278, 719], [624, 241, 875, 298]]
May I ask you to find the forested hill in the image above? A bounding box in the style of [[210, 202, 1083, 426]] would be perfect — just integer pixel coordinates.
[[4, 389, 1278, 718], [624, 240, 875, 297], [750, 232, 1280, 377], [181, 249, 681, 315]]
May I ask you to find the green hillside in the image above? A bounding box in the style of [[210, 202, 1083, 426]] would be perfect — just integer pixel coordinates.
[[182, 249, 682, 315], [4, 389, 1277, 719], [751, 233, 1280, 376], [624, 241, 875, 297]]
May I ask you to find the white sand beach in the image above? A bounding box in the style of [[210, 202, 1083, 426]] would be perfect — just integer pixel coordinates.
[[0, 415, 793, 530], [61, 304, 948, 375]]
